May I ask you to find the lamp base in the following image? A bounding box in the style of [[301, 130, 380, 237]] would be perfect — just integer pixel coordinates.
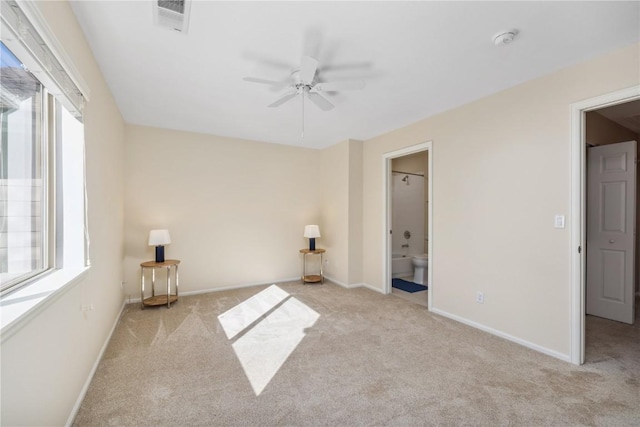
[[309, 238, 316, 251], [155, 246, 165, 263]]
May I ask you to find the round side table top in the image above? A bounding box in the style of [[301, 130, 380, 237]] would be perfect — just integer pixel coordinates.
[[141, 259, 181, 268], [299, 249, 325, 254]]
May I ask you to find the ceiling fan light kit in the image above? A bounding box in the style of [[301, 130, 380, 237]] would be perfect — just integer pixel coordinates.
[[243, 54, 367, 137]]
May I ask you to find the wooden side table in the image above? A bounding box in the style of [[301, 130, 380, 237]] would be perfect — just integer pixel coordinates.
[[140, 259, 180, 309], [300, 248, 325, 284]]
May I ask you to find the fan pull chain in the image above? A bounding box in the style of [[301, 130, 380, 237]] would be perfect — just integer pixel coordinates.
[[301, 89, 305, 139]]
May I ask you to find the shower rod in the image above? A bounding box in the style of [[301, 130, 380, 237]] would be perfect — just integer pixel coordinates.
[[392, 170, 424, 177]]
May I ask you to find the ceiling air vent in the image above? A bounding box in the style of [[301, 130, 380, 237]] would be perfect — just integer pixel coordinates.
[[153, 0, 191, 34]]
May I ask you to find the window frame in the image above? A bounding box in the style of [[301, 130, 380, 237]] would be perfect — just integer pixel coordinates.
[[1, 89, 90, 336], [0, 0, 90, 336], [0, 57, 58, 294]]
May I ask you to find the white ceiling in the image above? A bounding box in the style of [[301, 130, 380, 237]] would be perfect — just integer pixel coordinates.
[[70, 1, 640, 149]]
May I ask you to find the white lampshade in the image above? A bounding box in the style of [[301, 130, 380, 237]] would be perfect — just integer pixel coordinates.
[[304, 225, 321, 238], [148, 229, 171, 246]]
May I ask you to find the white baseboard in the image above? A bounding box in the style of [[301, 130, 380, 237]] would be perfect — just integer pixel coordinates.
[[129, 276, 391, 303], [127, 277, 301, 304], [323, 275, 359, 289], [323, 276, 385, 295], [66, 299, 127, 426], [181, 277, 301, 297], [361, 282, 386, 294], [430, 307, 571, 363]]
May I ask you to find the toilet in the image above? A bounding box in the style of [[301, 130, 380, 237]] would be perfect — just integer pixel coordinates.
[[411, 254, 428, 285]]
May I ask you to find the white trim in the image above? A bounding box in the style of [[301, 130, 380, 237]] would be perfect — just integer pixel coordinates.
[[129, 276, 385, 304], [569, 85, 640, 365], [15, 0, 91, 100], [1, 0, 88, 118], [427, 144, 434, 311], [382, 142, 433, 309], [322, 276, 384, 294], [0, 267, 90, 342], [66, 299, 126, 427], [322, 275, 348, 287], [431, 308, 571, 363], [127, 277, 301, 303], [323, 275, 361, 289], [360, 282, 385, 294]]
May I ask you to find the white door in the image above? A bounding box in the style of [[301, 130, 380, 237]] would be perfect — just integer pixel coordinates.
[[586, 140, 637, 324]]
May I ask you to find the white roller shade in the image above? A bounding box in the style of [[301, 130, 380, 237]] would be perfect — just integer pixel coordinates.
[[0, 0, 90, 118]]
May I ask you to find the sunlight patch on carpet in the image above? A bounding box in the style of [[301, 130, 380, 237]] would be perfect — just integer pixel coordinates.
[[218, 285, 320, 395], [218, 285, 289, 340]]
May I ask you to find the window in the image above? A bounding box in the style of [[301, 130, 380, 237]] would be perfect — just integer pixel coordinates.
[[0, 0, 90, 330], [0, 42, 51, 293], [0, 39, 89, 297]]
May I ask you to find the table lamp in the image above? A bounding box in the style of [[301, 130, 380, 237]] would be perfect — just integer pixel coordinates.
[[149, 229, 171, 263], [304, 225, 321, 251]]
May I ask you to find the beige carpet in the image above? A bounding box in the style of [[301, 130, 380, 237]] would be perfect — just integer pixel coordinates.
[[73, 281, 639, 426]]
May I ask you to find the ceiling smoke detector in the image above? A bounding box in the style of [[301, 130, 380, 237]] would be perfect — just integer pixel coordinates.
[[493, 30, 518, 46]]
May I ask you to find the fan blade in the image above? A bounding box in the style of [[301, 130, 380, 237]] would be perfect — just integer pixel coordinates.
[[302, 28, 323, 60], [268, 91, 298, 108], [300, 56, 319, 84], [318, 61, 373, 73], [243, 77, 286, 86], [242, 52, 294, 71], [312, 80, 366, 93], [306, 92, 334, 111]]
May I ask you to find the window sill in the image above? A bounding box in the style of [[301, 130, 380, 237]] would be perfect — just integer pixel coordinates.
[[0, 266, 90, 342]]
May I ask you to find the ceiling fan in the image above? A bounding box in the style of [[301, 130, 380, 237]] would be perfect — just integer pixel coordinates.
[[243, 55, 366, 112]]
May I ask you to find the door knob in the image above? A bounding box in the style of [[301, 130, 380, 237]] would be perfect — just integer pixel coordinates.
[[609, 239, 615, 244]]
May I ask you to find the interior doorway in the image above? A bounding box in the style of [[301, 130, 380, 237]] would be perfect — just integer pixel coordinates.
[[583, 103, 639, 365], [571, 86, 640, 365], [383, 142, 433, 309]]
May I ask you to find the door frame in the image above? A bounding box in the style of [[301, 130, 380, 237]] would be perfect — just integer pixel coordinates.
[[570, 85, 640, 365], [383, 141, 433, 309]]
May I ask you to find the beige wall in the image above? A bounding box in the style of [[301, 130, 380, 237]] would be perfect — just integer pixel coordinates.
[[319, 139, 364, 286], [393, 151, 427, 174], [347, 140, 363, 284], [1, 1, 126, 425], [320, 140, 350, 284], [320, 140, 362, 286], [2, 5, 637, 423], [123, 125, 320, 296], [361, 43, 639, 358], [586, 111, 640, 146], [585, 111, 640, 293]]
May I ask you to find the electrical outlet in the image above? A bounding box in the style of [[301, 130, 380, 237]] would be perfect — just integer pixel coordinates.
[[80, 304, 94, 312], [476, 291, 484, 304]]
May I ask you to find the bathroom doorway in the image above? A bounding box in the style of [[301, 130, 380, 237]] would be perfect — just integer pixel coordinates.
[[383, 142, 432, 309]]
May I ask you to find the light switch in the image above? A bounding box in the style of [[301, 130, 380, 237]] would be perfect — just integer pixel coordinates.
[[554, 215, 565, 229]]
